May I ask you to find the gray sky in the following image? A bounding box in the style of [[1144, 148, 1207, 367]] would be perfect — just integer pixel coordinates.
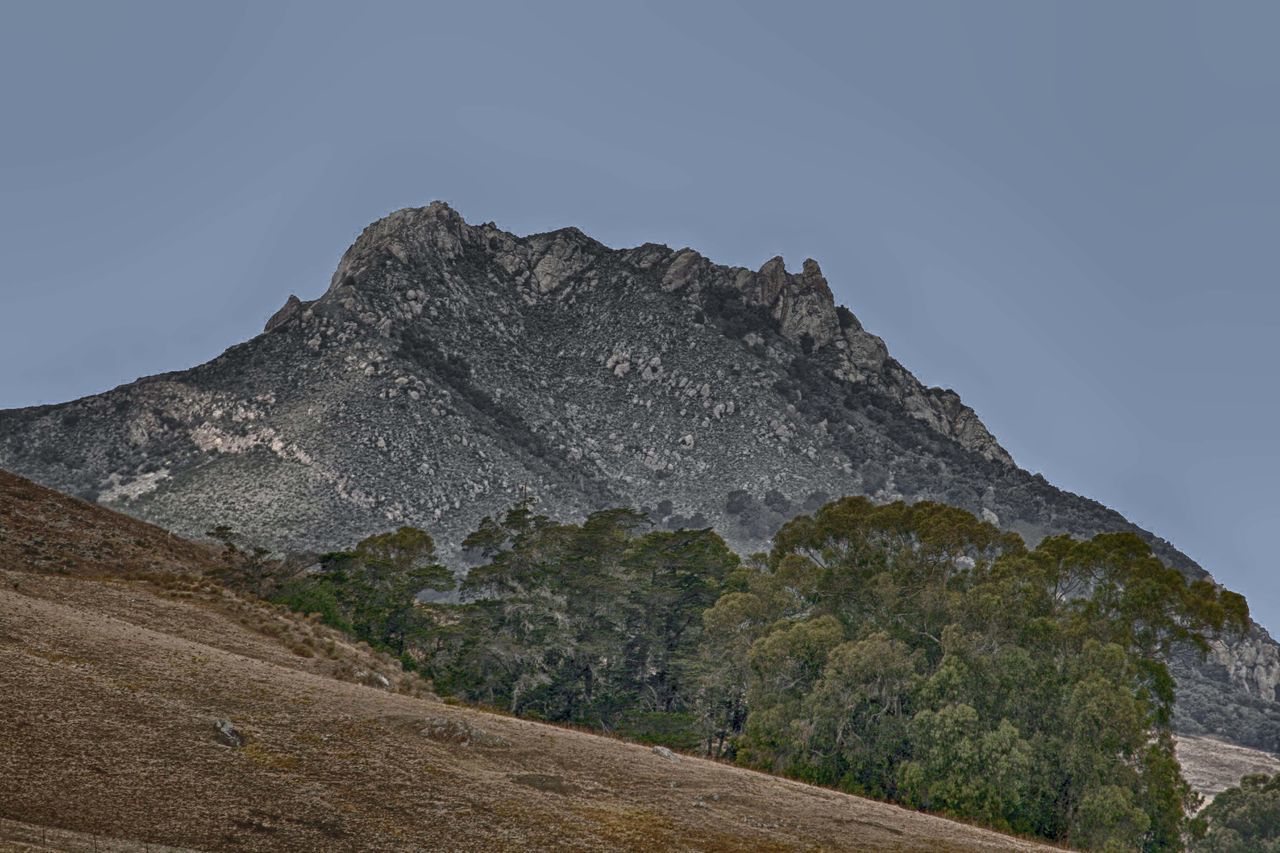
[[2, 1, 1277, 631]]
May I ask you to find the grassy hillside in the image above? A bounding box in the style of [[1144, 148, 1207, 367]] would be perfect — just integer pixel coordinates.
[[0, 471, 1056, 851]]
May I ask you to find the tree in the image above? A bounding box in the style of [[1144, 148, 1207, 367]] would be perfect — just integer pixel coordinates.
[[622, 528, 738, 712], [899, 704, 1035, 832], [803, 632, 921, 796], [275, 526, 452, 656], [696, 588, 768, 757], [702, 498, 1248, 849], [352, 526, 454, 654], [1189, 773, 1280, 852], [738, 615, 844, 773], [206, 525, 281, 597], [431, 505, 735, 730]]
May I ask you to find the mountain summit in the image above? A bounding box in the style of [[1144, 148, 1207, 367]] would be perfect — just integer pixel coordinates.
[[1, 203, 1277, 750]]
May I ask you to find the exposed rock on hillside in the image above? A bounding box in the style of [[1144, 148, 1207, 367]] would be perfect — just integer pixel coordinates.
[[0, 201, 1276, 752]]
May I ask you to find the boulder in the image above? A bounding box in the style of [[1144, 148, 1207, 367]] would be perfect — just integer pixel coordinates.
[[213, 718, 244, 747], [420, 716, 510, 748]]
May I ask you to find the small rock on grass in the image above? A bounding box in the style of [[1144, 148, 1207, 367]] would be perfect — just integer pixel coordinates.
[[214, 718, 244, 747], [420, 716, 509, 748]]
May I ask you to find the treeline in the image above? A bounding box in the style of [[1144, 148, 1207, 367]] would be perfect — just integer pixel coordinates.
[[227, 496, 1248, 852]]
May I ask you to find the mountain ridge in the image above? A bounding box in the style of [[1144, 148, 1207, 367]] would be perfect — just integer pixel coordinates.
[[1, 201, 1278, 751]]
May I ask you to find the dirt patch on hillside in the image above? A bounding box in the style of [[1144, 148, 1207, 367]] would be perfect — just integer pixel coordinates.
[[1176, 735, 1280, 800]]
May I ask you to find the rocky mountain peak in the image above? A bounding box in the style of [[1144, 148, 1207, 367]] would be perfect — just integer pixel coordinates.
[[264, 205, 1013, 467], [322, 208, 842, 344], [326, 202, 475, 294]]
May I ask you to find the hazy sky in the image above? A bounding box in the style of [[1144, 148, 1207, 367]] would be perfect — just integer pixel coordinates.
[[2, 2, 1277, 630]]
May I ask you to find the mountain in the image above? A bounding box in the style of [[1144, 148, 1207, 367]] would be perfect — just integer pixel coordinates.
[[0, 469, 1059, 852], [1, 201, 1277, 752]]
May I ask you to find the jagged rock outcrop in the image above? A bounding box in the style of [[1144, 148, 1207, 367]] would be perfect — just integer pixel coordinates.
[[264, 294, 309, 333], [1213, 633, 1280, 703], [0, 201, 1274, 751]]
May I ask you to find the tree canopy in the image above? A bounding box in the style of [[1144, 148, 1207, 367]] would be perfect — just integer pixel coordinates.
[[275, 526, 453, 659], [264, 496, 1249, 851], [1190, 773, 1280, 852]]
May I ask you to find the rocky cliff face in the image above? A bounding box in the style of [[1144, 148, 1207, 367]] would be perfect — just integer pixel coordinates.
[[1, 202, 1276, 751], [1215, 635, 1280, 703]]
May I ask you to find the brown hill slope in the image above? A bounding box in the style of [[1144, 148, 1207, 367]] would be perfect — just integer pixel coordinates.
[[0, 468, 220, 576], [0, 471, 1055, 852]]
